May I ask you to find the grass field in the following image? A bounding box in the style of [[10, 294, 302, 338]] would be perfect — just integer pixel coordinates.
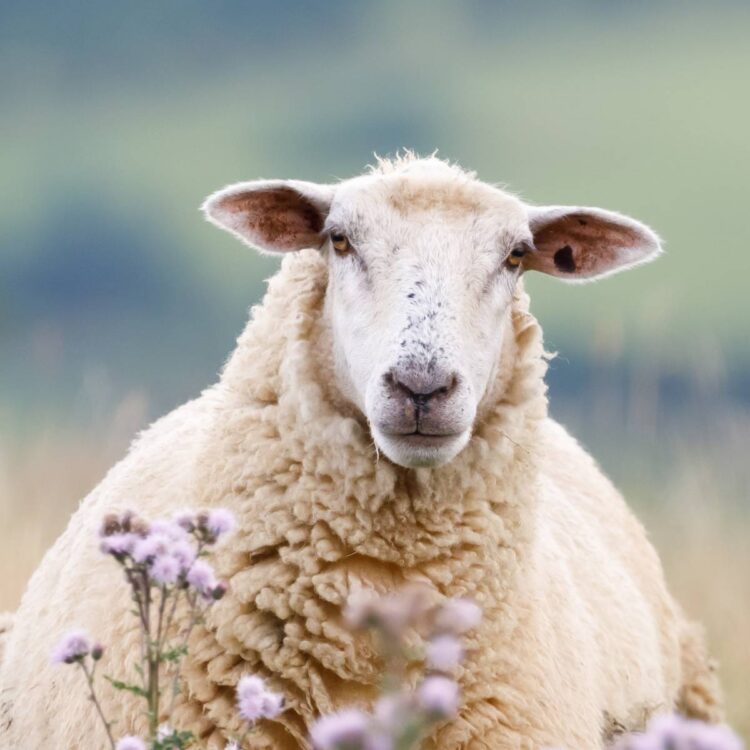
[[1, 399, 747, 738]]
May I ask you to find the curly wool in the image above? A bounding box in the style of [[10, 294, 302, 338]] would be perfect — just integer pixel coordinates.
[[0, 251, 722, 749]]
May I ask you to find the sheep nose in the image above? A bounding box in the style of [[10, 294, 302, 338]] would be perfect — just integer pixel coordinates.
[[384, 368, 459, 406]]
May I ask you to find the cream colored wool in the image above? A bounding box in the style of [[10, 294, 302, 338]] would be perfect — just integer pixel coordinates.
[[0, 254, 721, 748]]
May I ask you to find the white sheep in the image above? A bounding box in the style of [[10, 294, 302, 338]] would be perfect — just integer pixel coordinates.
[[0, 155, 722, 749]]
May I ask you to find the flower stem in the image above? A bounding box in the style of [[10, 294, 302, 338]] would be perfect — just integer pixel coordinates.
[[79, 660, 116, 750]]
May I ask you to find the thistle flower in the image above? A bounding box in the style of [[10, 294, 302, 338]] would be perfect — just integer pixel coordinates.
[[310, 708, 371, 750], [50, 629, 91, 664], [149, 554, 181, 585], [206, 508, 236, 538], [132, 533, 168, 564], [616, 714, 743, 750], [186, 559, 218, 596], [100, 532, 138, 557], [115, 736, 147, 750], [433, 598, 482, 635], [345, 585, 432, 636], [417, 675, 459, 719], [236, 674, 284, 722], [170, 538, 197, 569], [425, 634, 464, 672], [174, 509, 196, 532]]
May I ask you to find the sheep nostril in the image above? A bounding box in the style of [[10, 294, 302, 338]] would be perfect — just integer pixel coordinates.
[[383, 369, 460, 404]]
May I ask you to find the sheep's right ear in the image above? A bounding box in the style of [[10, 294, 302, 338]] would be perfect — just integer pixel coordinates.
[[201, 180, 335, 254]]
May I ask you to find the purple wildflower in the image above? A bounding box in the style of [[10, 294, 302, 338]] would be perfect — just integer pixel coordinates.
[[132, 533, 169, 564], [148, 519, 185, 540], [174, 509, 196, 532], [345, 587, 431, 635], [417, 675, 459, 719], [170, 538, 197, 569], [237, 674, 266, 698], [374, 693, 405, 726], [618, 714, 743, 750], [426, 634, 464, 672], [187, 559, 218, 596], [50, 629, 91, 664], [149, 554, 180, 585], [310, 709, 371, 750], [99, 532, 137, 557], [236, 674, 284, 722], [260, 690, 284, 718], [434, 598, 482, 635], [115, 736, 147, 750], [206, 508, 236, 538]]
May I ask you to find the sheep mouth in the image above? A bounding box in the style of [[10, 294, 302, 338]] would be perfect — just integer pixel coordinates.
[[381, 429, 463, 441]]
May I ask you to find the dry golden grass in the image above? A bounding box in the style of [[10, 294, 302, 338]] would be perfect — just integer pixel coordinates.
[[1, 403, 747, 737]]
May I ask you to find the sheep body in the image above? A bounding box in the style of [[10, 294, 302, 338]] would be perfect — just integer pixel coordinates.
[[0, 250, 721, 749]]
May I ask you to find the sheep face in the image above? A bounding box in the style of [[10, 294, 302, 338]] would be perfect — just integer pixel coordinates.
[[203, 156, 661, 468]]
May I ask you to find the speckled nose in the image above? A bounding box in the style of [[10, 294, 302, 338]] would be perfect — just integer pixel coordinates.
[[383, 368, 459, 407]]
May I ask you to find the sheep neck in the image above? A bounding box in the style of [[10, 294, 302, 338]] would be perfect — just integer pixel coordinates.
[[214, 249, 549, 568], [181, 251, 552, 743]]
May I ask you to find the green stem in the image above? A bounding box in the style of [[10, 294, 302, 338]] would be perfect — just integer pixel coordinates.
[[79, 660, 117, 750]]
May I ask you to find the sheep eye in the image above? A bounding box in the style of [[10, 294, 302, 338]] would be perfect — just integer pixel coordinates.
[[330, 233, 352, 256], [505, 242, 530, 270]]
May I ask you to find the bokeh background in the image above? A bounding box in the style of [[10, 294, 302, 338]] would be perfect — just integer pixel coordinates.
[[2, 0, 748, 735]]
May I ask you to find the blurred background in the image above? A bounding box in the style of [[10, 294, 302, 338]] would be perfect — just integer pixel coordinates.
[[1, 0, 748, 735]]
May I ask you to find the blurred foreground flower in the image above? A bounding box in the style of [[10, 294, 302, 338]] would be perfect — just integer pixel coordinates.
[[615, 713, 743, 750], [311, 585, 482, 750], [51, 508, 235, 750]]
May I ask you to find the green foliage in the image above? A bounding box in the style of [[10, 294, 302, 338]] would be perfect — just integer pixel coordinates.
[[105, 675, 149, 699]]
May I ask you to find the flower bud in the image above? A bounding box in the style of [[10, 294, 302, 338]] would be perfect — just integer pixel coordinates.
[[100, 514, 121, 537], [211, 582, 228, 600]]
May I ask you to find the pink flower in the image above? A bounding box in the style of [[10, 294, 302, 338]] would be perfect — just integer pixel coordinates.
[[132, 533, 169, 563], [237, 674, 265, 699], [426, 634, 464, 672], [236, 674, 284, 723], [187, 559, 218, 596], [310, 709, 370, 749], [260, 690, 284, 718], [115, 737, 147, 750], [206, 508, 236, 538], [417, 675, 459, 719], [99, 532, 137, 557], [434, 598, 482, 635], [149, 554, 180, 585], [148, 519, 185, 540], [173, 510, 196, 531], [170, 539, 197, 569], [50, 629, 91, 664], [345, 586, 431, 636], [617, 714, 744, 750]]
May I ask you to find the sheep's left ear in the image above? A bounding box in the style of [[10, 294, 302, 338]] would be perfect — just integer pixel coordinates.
[[523, 205, 662, 281], [201, 179, 335, 254]]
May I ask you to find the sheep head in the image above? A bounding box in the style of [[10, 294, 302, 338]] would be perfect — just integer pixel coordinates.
[[203, 155, 661, 469]]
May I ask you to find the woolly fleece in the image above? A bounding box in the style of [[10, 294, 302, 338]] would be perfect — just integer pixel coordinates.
[[0, 250, 722, 749]]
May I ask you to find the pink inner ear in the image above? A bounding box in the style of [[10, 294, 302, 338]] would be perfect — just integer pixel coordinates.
[[532, 212, 644, 276], [221, 187, 325, 251]]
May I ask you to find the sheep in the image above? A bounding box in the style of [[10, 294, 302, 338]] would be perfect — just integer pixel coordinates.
[[0, 154, 723, 749]]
